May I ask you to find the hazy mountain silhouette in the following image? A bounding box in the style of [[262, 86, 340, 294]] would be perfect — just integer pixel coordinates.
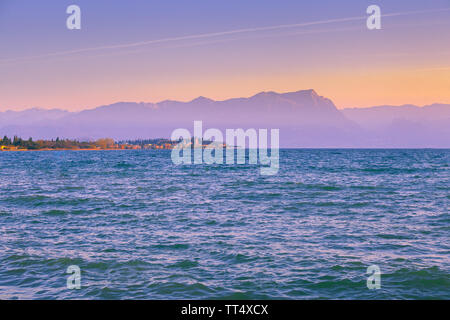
[[342, 104, 450, 147], [0, 108, 69, 126], [1, 90, 449, 147]]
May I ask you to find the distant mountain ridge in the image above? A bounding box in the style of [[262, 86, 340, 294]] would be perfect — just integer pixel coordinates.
[[1, 90, 449, 147], [342, 104, 450, 128]]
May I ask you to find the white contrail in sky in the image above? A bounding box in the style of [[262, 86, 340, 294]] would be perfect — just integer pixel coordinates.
[[30, 25, 364, 64], [1, 7, 449, 65]]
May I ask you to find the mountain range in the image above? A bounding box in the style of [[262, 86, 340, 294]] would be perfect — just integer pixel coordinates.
[[1, 89, 449, 147]]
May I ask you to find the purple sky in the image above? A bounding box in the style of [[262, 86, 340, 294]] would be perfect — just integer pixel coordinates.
[[1, 0, 450, 110]]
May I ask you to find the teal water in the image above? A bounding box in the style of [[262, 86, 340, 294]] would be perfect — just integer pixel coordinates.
[[0, 149, 448, 299]]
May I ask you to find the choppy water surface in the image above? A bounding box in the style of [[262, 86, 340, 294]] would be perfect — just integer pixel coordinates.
[[0, 149, 449, 299]]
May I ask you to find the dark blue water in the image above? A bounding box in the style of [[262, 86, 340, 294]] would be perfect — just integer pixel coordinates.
[[0, 149, 449, 299]]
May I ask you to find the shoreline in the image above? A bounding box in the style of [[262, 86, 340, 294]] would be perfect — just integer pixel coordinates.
[[0, 148, 139, 152]]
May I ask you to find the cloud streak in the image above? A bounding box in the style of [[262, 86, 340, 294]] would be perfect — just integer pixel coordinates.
[[1, 7, 449, 65]]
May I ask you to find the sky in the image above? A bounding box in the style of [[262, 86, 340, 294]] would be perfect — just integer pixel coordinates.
[[0, 0, 450, 111]]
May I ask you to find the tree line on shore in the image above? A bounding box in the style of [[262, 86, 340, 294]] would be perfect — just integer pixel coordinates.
[[1, 136, 115, 150], [0, 136, 220, 150]]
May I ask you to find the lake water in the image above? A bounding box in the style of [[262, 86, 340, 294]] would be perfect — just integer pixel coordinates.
[[0, 149, 449, 299]]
